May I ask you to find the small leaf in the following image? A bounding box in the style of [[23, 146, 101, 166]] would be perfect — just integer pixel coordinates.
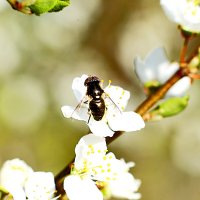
[[49, 0, 70, 12], [149, 95, 189, 120], [29, 0, 57, 15]]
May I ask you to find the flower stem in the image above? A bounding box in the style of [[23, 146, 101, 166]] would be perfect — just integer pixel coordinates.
[[180, 37, 190, 64]]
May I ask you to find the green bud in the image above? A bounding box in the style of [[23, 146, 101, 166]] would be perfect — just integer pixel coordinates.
[[150, 96, 189, 120], [144, 80, 161, 95], [7, 0, 70, 15]]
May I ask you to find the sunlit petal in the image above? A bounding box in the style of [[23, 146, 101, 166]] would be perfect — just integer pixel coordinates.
[[161, 0, 200, 33], [104, 85, 130, 110], [75, 134, 107, 170], [72, 74, 88, 102], [25, 172, 56, 200], [166, 77, 191, 97], [64, 175, 103, 200], [108, 111, 145, 132], [61, 106, 88, 121], [109, 172, 141, 200], [88, 120, 115, 137]]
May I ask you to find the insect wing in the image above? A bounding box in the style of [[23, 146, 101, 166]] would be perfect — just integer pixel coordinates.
[[70, 95, 90, 120], [103, 93, 122, 115], [103, 85, 131, 113]]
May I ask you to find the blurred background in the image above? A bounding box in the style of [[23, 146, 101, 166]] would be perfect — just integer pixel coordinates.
[[0, 0, 200, 199]]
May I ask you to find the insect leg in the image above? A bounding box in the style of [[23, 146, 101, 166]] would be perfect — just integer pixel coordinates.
[[87, 113, 92, 124]]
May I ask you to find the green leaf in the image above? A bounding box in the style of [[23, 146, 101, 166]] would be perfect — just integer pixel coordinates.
[[49, 0, 70, 12], [29, 0, 57, 15], [150, 96, 189, 119]]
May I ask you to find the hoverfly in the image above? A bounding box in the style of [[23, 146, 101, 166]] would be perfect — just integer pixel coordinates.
[[84, 76, 106, 121], [72, 75, 121, 123]]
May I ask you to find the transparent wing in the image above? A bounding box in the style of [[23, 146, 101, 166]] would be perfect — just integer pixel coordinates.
[[103, 92, 122, 115], [104, 85, 130, 112]]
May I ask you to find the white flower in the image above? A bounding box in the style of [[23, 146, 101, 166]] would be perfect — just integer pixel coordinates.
[[134, 47, 191, 97], [0, 158, 33, 200], [108, 172, 141, 200], [160, 0, 200, 33], [64, 134, 141, 200], [64, 175, 103, 200], [25, 172, 57, 200], [61, 74, 145, 137]]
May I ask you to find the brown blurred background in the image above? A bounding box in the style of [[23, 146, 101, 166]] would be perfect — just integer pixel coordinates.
[[0, 0, 200, 199]]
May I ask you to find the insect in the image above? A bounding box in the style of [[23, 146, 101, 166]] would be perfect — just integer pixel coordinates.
[[84, 76, 106, 121], [71, 75, 121, 123]]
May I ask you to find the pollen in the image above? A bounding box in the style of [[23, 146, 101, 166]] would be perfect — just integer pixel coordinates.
[[106, 177, 111, 181], [107, 169, 111, 172], [108, 155, 113, 159]]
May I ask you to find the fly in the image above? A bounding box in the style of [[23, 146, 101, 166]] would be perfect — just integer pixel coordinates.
[[84, 76, 106, 121]]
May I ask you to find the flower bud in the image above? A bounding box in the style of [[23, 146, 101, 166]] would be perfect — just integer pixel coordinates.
[[7, 0, 70, 15]]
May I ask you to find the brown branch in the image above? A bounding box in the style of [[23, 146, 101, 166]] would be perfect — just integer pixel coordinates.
[[55, 67, 189, 198]]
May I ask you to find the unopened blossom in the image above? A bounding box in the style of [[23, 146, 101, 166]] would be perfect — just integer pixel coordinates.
[[160, 0, 200, 33], [0, 158, 33, 200], [64, 134, 141, 200], [134, 47, 191, 97], [61, 74, 145, 137], [25, 172, 57, 200]]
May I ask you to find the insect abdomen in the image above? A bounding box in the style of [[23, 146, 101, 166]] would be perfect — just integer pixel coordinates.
[[89, 99, 105, 121]]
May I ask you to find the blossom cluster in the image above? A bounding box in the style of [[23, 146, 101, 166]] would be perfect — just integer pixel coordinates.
[[62, 74, 145, 137], [61, 74, 145, 199], [64, 134, 141, 200], [0, 158, 57, 200]]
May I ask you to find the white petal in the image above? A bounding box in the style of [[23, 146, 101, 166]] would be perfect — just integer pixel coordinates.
[[134, 47, 170, 83], [64, 175, 103, 200], [88, 120, 115, 137], [104, 85, 130, 110], [166, 77, 191, 97], [160, 0, 181, 24], [61, 105, 88, 121], [109, 172, 141, 200], [72, 74, 88, 102], [0, 158, 33, 187], [74, 134, 107, 170], [25, 172, 56, 200], [4, 185, 26, 200], [160, 0, 200, 33], [157, 62, 179, 84], [108, 112, 145, 132], [134, 56, 155, 84]]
